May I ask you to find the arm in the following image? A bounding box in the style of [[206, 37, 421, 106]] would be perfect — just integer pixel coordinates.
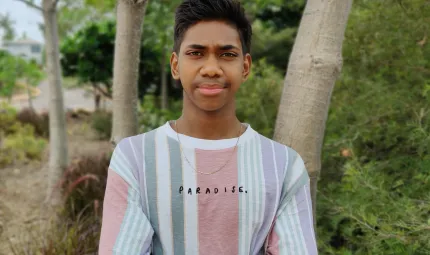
[[265, 151, 318, 255], [98, 139, 154, 255]]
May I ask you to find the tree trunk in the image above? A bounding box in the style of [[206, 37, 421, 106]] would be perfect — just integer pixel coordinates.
[[161, 45, 168, 110], [111, 0, 149, 146], [42, 0, 68, 205], [273, 0, 352, 224], [93, 83, 101, 111], [26, 79, 34, 109]]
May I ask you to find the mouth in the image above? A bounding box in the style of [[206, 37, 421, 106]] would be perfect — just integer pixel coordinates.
[[196, 83, 226, 96]]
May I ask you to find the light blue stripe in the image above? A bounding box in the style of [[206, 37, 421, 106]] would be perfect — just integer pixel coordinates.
[[292, 196, 308, 255], [244, 141, 250, 253], [113, 187, 134, 252]]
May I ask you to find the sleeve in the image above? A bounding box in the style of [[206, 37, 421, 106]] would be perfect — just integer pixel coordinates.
[[98, 139, 154, 255], [265, 150, 318, 255]]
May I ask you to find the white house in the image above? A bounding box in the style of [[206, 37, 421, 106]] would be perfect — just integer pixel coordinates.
[[1, 38, 43, 64]]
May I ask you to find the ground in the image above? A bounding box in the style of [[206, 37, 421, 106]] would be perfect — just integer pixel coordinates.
[[0, 82, 112, 254]]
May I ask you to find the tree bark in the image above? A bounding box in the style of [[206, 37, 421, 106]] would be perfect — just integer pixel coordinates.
[[42, 0, 68, 205], [161, 44, 168, 110], [273, 0, 352, 224], [111, 0, 149, 146]]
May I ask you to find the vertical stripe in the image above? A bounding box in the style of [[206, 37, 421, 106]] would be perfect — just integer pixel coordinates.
[[142, 134, 150, 217], [156, 131, 174, 254], [144, 130, 162, 254], [168, 137, 185, 255], [99, 169, 128, 254], [182, 147, 198, 254], [256, 136, 279, 252], [244, 142, 251, 254], [196, 147, 239, 254], [238, 144, 245, 255], [115, 187, 136, 252], [297, 184, 318, 255]]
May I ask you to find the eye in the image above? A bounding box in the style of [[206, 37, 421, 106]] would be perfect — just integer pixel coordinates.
[[221, 52, 238, 57], [187, 51, 202, 56]]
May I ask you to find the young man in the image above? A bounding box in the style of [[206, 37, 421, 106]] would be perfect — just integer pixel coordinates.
[[99, 0, 318, 254]]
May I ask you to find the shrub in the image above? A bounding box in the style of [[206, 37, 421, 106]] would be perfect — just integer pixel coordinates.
[[59, 153, 110, 220], [138, 94, 182, 133], [0, 102, 20, 135], [9, 216, 101, 255], [91, 110, 112, 140], [0, 124, 46, 167], [16, 107, 49, 137]]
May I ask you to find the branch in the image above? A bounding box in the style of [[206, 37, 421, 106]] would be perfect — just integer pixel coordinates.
[[94, 84, 112, 99], [15, 0, 43, 12], [51, 0, 60, 9]]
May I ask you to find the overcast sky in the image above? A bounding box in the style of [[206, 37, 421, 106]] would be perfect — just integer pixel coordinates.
[[1, 0, 44, 44]]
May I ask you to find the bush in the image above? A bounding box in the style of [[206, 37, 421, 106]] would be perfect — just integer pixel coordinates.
[[91, 110, 112, 140], [59, 153, 110, 220], [9, 216, 101, 255], [0, 122, 46, 167], [138, 94, 182, 133], [16, 107, 49, 137], [0, 102, 20, 135]]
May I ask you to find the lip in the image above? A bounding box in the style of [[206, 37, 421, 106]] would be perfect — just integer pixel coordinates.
[[196, 83, 225, 96]]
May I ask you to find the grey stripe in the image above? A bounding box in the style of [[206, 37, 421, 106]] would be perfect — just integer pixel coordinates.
[[144, 130, 163, 254], [168, 136, 185, 255]]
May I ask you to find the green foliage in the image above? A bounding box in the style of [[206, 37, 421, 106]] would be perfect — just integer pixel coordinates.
[[91, 110, 112, 140], [0, 102, 20, 135], [317, 0, 430, 253], [138, 94, 182, 133], [236, 59, 284, 137]]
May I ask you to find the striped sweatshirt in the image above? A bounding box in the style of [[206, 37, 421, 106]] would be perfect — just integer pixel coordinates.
[[99, 121, 318, 255]]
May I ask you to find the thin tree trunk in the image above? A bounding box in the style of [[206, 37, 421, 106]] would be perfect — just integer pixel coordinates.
[[42, 0, 68, 205], [273, 0, 352, 225], [111, 0, 149, 146], [93, 83, 101, 111], [161, 45, 168, 110], [26, 79, 33, 109]]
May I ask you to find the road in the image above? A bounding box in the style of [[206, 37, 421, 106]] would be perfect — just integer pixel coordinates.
[[10, 81, 112, 113]]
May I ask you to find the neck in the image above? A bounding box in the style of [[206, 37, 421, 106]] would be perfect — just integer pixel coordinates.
[[173, 97, 242, 140]]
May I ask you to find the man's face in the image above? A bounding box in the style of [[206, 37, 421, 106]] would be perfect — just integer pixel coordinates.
[[171, 20, 252, 112]]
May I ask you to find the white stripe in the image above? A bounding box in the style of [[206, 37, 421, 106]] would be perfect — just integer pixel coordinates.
[[270, 141, 280, 218], [112, 148, 139, 188], [240, 143, 246, 254], [250, 138, 259, 252], [182, 147, 198, 255], [246, 141, 253, 253], [131, 206, 146, 253], [142, 134, 150, 217], [156, 131, 173, 254]]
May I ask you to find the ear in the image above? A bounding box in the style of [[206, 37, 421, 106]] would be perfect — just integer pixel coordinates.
[[170, 52, 180, 80], [242, 53, 252, 82]]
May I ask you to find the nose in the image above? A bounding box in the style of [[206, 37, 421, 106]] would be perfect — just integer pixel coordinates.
[[199, 55, 223, 78]]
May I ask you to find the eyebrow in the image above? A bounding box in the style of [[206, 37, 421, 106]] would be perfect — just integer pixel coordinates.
[[186, 44, 240, 51]]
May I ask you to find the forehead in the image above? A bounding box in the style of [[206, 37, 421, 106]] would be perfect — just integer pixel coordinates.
[[181, 20, 242, 49]]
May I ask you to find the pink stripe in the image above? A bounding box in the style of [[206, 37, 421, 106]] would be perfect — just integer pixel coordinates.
[[266, 223, 280, 255], [98, 169, 129, 254], [196, 148, 239, 255]]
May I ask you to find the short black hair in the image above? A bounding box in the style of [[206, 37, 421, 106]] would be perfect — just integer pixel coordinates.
[[174, 0, 252, 54]]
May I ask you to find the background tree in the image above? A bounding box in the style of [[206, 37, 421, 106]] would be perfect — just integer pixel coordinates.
[[0, 13, 16, 41], [15, 0, 68, 205], [273, 0, 353, 223], [111, 0, 149, 145]]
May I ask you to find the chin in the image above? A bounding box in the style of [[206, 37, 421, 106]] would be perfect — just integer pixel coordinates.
[[196, 101, 227, 112]]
